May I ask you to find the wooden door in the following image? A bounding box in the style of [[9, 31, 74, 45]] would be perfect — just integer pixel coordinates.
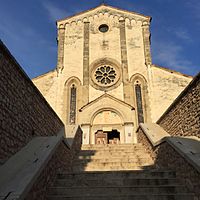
[[95, 130, 107, 144]]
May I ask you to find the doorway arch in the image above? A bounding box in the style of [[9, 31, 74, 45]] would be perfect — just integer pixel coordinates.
[[90, 109, 124, 144]]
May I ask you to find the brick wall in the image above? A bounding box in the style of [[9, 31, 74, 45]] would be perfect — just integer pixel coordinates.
[[138, 128, 200, 198], [157, 72, 200, 138], [0, 40, 64, 164]]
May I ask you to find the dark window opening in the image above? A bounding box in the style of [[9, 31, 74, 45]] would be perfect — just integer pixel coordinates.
[[135, 84, 144, 123], [99, 24, 109, 33], [69, 84, 76, 124]]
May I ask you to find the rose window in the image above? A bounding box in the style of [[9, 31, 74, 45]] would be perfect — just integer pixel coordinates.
[[95, 66, 116, 85]]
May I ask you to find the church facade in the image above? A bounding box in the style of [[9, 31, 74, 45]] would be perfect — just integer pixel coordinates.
[[33, 4, 192, 144]]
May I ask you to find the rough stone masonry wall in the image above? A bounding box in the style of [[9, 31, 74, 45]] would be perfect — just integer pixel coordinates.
[[25, 127, 82, 200], [157, 72, 200, 138], [138, 128, 200, 198], [0, 41, 64, 165], [24, 142, 72, 200]]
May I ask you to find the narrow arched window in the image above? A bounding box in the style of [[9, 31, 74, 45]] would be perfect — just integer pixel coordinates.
[[135, 84, 144, 123], [69, 84, 77, 124]]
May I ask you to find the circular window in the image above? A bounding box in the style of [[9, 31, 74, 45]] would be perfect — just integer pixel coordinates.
[[90, 59, 122, 91], [99, 24, 109, 33], [95, 66, 116, 85]]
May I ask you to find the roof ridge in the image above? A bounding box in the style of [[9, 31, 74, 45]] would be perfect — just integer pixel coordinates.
[[56, 4, 151, 23], [79, 93, 135, 111]]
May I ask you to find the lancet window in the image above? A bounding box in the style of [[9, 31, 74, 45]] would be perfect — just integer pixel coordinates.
[[135, 83, 144, 123], [69, 84, 77, 124]]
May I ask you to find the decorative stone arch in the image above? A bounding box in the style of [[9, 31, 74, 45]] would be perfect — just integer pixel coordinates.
[[80, 94, 136, 144], [64, 76, 82, 87], [63, 76, 82, 125], [130, 73, 147, 84], [130, 73, 151, 125], [90, 107, 124, 125], [89, 57, 122, 91], [90, 108, 125, 144]]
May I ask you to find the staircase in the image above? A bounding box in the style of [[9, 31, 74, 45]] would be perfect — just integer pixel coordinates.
[[47, 144, 194, 199], [73, 143, 154, 172]]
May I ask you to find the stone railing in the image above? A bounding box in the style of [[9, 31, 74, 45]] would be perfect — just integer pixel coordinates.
[[157, 72, 200, 138], [137, 123, 200, 198], [0, 40, 64, 165], [0, 126, 82, 200], [0, 39, 83, 200], [70, 125, 83, 159]]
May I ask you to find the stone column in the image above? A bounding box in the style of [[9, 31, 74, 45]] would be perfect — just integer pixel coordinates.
[[82, 124, 90, 144], [119, 19, 129, 83], [124, 122, 135, 144], [119, 19, 132, 104], [56, 27, 65, 74], [142, 22, 153, 122], [82, 22, 90, 106], [142, 22, 152, 66]]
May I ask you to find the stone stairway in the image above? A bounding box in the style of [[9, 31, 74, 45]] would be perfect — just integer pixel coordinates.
[[47, 144, 194, 199], [73, 144, 154, 172]]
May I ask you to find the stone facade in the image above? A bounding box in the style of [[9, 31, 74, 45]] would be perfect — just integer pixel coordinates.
[[157, 72, 200, 138], [0, 40, 64, 165], [33, 4, 192, 144]]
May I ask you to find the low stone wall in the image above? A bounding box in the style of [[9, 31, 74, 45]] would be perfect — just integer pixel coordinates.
[[137, 127, 157, 161], [70, 125, 83, 159], [138, 127, 200, 198], [157, 72, 200, 138], [0, 41, 64, 164], [24, 126, 82, 200], [24, 142, 71, 200]]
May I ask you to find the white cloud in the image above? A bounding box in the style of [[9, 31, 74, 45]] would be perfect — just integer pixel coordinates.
[[152, 40, 193, 70], [43, 2, 69, 21], [174, 29, 192, 42]]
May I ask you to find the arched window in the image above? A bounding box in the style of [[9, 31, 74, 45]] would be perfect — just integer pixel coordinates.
[[69, 84, 77, 124], [135, 83, 144, 123], [64, 77, 81, 125]]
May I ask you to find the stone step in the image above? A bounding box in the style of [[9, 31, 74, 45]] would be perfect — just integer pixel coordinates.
[[57, 170, 177, 179], [48, 186, 189, 196], [78, 150, 148, 156], [72, 165, 154, 172], [47, 194, 194, 200], [81, 147, 145, 151], [73, 160, 153, 167], [74, 156, 153, 163], [81, 145, 144, 149], [54, 178, 178, 187], [74, 157, 153, 163], [78, 154, 152, 159], [82, 144, 143, 148]]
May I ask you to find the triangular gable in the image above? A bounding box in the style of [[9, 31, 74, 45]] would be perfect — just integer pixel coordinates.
[[79, 93, 135, 111], [57, 4, 151, 26]]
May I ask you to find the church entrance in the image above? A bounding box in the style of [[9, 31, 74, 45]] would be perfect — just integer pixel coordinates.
[[95, 129, 120, 144], [90, 110, 124, 144]]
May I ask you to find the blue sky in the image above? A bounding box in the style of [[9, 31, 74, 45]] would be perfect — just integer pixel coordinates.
[[0, 0, 199, 78]]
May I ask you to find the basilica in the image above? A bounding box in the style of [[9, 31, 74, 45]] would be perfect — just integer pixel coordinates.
[[33, 4, 192, 145], [1, 3, 200, 199]]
